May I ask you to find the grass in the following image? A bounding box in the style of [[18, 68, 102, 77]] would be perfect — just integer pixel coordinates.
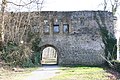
[[48, 66, 120, 80], [0, 66, 120, 80], [0, 67, 39, 80]]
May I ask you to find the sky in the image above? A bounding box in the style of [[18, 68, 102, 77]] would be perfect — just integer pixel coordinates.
[[42, 0, 103, 11], [2, 0, 119, 17], [0, 0, 119, 12], [0, 0, 111, 11]]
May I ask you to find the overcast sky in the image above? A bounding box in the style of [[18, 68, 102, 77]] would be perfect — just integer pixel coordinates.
[[42, 0, 103, 11], [1, 0, 112, 11], [1, 0, 119, 16]]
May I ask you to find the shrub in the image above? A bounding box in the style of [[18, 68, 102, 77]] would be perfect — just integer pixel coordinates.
[[111, 60, 120, 72], [0, 41, 34, 67], [0, 38, 42, 67]]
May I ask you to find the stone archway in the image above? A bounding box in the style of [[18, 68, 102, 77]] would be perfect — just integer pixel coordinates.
[[40, 45, 58, 65]]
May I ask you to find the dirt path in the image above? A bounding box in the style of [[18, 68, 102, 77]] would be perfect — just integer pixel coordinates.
[[23, 65, 60, 80]]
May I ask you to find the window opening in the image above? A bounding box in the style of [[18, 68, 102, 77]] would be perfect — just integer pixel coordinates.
[[53, 25, 59, 33], [63, 24, 69, 33], [44, 25, 50, 33]]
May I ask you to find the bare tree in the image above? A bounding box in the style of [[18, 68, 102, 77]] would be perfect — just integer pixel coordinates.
[[1, 0, 44, 43], [103, 0, 120, 60], [0, 0, 7, 45], [0, 0, 44, 67], [103, 0, 119, 14]]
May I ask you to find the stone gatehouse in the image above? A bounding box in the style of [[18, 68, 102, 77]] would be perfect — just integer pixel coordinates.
[[5, 11, 115, 66]]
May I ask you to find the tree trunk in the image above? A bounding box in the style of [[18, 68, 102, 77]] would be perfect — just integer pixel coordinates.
[[117, 37, 120, 60], [0, 0, 6, 45]]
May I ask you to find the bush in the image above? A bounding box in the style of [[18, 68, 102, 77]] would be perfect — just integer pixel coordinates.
[[111, 60, 120, 72], [0, 39, 42, 68], [0, 41, 34, 67]]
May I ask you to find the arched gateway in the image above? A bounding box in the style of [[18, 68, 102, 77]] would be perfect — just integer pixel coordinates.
[[4, 11, 116, 66], [40, 44, 58, 65]]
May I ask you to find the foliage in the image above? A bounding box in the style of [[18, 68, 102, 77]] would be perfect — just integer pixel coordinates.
[[0, 30, 42, 67], [31, 52, 41, 65], [94, 11, 117, 60], [0, 41, 34, 67], [101, 27, 117, 60], [111, 60, 120, 72], [31, 37, 42, 65], [32, 37, 41, 52]]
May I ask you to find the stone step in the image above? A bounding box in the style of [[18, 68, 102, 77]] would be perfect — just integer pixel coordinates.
[[42, 58, 57, 64]]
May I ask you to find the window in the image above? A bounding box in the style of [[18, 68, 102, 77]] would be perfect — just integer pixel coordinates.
[[63, 24, 69, 33], [44, 25, 50, 33], [53, 25, 59, 33], [43, 19, 49, 34]]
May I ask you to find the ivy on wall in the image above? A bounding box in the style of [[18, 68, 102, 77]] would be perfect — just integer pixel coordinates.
[[31, 37, 42, 65], [94, 11, 117, 60]]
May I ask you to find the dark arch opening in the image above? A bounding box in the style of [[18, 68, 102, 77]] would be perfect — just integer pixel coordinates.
[[40, 44, 58, 65]]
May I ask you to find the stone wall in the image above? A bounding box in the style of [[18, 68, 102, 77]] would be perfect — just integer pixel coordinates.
[[6, 11, 115, 66]]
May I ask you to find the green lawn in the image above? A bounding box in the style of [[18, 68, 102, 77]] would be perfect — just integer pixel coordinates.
[[48, 66, 120, 80], [0, 66, 120, 80]]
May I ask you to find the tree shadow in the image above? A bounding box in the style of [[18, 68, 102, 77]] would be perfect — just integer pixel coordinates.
[[104, 67, 120, 80]]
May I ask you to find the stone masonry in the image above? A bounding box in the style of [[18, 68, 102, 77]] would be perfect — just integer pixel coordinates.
[[5, 11, 115, 66]]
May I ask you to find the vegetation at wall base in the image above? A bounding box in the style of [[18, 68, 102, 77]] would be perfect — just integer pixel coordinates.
[[111, 60, 120, 73], [95, 12, 117, 61], [0, 37, 42, 68]]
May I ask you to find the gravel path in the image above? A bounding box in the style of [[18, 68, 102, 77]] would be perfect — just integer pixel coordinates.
[[24, 65, 60, 80]]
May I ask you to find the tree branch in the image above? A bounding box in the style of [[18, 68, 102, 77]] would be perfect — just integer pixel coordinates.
[[7, 0, 35, 6]]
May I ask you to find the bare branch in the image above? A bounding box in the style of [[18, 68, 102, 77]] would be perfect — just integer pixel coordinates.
[[109, 0, 113, 6], [40, 0, 44, 8], [7, 0, 35, 6], [104, 0, 107, 10]]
